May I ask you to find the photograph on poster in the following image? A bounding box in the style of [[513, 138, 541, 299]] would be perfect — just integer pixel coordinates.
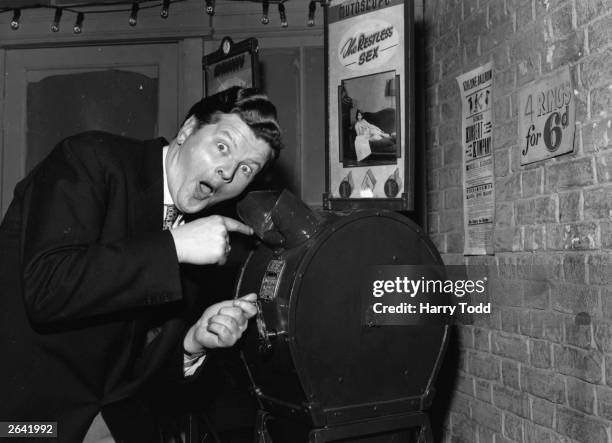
[[339, 70, 401, 167]]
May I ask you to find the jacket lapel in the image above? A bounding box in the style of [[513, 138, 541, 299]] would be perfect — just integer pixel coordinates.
[[131, 137, 168, 236]]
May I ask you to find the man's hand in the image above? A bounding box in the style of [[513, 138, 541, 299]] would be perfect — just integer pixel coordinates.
[[170, 215, 253, 265], [183, 293, 258, 354]]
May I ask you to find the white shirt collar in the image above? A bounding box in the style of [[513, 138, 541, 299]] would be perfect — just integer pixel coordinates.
[[162, 145, 173, 205]]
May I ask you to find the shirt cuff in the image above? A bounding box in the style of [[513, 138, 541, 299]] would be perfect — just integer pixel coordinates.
[[183, 350, 206, 377]]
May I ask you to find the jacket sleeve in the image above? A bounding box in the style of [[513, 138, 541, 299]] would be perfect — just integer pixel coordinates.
[[19, 134, 183, 325]]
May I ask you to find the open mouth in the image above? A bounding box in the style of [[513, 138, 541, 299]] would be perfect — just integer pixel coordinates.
[[195, 181, 214, 200]]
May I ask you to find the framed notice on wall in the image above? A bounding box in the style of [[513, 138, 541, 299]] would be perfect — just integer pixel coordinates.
[[323, 0, 414, 211], [203, 37, 260, 96]]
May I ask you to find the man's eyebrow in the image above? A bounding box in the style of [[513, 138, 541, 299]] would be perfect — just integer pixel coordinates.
[[218, 129, 239, 147]]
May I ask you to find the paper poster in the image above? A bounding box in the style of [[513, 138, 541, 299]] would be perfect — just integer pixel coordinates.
[[519, 66, 576, 165], [327, 0, 407, 204], [457, 63, 495, 255]]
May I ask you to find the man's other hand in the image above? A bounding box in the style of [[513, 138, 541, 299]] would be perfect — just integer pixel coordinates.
[[183, 293, 258, 353], [170, 215, 253, 265]]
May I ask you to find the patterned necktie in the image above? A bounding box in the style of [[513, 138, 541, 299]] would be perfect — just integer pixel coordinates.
[[162, 204, 180, 230]]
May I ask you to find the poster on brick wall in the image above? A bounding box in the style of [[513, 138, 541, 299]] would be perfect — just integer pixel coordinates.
[[457, 63, 495, 255], [518, 66, 575, 165], [323, 0, 414, 211]]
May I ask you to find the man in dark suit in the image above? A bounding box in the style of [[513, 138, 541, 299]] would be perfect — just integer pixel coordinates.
[[0, 87, 282, 442]]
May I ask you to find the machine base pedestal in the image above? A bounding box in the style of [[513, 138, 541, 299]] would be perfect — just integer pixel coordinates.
[[255, 410, 434, 443]]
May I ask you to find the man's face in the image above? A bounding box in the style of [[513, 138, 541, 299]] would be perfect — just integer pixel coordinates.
[[166, 113, 274, 213]]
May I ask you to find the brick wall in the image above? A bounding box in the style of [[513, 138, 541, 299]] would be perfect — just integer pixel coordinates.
[[424, 0, 612, 441]]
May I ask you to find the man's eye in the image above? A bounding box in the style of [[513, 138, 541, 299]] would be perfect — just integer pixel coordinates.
[[239, 164, 253, 176], [217, 143, 229, 153]]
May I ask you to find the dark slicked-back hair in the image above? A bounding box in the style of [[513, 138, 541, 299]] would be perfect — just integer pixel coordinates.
[[185, 86, 283, 159]]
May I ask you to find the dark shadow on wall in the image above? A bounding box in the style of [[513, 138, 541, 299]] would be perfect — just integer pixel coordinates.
[[429, 327, 462, 442]]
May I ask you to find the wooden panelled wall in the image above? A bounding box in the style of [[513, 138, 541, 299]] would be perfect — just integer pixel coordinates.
[[0, 0, 325, 207]]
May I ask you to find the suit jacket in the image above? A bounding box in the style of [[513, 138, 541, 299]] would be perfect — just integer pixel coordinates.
[[0, 131, 199, 442]]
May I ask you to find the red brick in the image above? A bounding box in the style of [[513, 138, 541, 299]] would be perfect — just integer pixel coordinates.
[[546, 222, 598, 250], [545, 31, 584, 71], [510, 26, 547, 63], [521, 168, 543, 197], [524, 422, 553, 443], [493, 385, 529, 417], [502, 359, 520, 390], [567, 377, 596, 414], [523, 280, 550, 309], [516, 196, 557, 224], [503, 412, 523, 441], [596, 386, 612, 420], [449, 391, 472, 416], [523, 226, 546, 251], [475, 379, 492, 402], [529, 339, 552, 368], [496, 173, 521, 201], [456, 372, 475, 395], [494, 119, 518, 149], [534, 0, 569, 19], [493, 332, 529, 362], [440, 209, 463, 232], [512, 0, 534, 30], [489, 277, 523, 307], [495, 202, 514, 229], [602, 288, 612, 319], [521, 366, 565, 403], [447, 232, 464, 253], [495, 148, 511, 177], [588, 13, 612, 52], [496, 66, 517, 97], [554, 344, 603, 383], [602, 221, 612, 249], [501, 308, 521, 333], [581, 121, 612, 153], [450, 412, 477, 442], [532, 253, 563, 280], [584, 186, 612, 220], [590, 85, 612, 119], [552, 282, 599, 314], [524, 311, 564, 342], [467, 350, 501, 381], [444, 187, 462, 209], [576, 0, 612, 26], [473, 327, 490, 351], [556, 406, 608, 442], [428, 213, 439, 234], [477, 427, 495, 443], [494, 227, 523, 252], [565, 317, 593, 349], [446, 232, 464, 254], [581, 47, 612, 90], [531, 397, 555, 428], [595, 151, 612, 184], [472, 400, 502, 431], [549, 5, 573, 40], [606, 354, 612, 388], [594, 321, 612, 353], [439, 165, 462, 188], [546, 157, 595, 191], [588, 253, 612, 285], [559, 191, 582, 222]]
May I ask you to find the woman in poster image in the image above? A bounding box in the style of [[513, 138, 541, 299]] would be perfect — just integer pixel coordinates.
[[354, 109, 390, 141]]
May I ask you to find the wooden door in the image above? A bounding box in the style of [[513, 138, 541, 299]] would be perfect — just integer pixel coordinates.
[[1, 43, 179, 215]]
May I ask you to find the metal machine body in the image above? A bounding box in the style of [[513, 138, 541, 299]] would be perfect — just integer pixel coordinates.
[[235, 191, 449, 438]]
